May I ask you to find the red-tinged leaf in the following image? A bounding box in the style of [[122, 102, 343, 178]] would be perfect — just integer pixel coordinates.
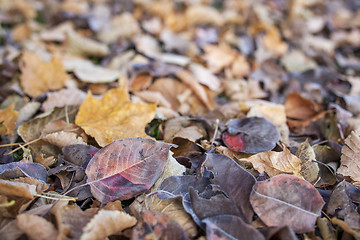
[[222, 117, 280, 153], [202, 153, 256, 223], [85, 138, 173, 203], [250, 174, 325, 233], [202, 215, 265, 240]]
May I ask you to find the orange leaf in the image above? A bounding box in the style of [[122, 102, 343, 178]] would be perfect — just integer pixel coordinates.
[[75, 88, 156, 147], [19, 52, 69, 97], [0, 103, 18, 135]]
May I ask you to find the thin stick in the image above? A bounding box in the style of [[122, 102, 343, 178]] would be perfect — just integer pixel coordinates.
[[0, 142, 25, 147], [211, 119, 219, 149], [65, 105, 69, 124], [5, 138, 41, 156]]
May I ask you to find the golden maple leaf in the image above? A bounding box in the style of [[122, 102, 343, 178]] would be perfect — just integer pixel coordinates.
[[0, 104, 19, 135], [20, 52, 69, 97], [75, 88, 156, 147]]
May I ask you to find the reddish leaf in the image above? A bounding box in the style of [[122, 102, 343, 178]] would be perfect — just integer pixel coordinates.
[[222, 117, 280, 153], [250, 174, 325, 233], [85, 138, 173, 203], [202, 153, 256, 223]]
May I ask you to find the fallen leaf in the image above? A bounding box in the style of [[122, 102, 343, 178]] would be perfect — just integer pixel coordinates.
[[42, 88, 87, 112], [285, 92, 323, 120], [222, 117, 280, 154], [164, 117, 206, 143], [250, 174, 325, 233], [327, 180, 360, 230], [66, 30, 109, 57], [0, 103, 18, 135], [16, 214, 57, 240], [80, 209, 137, 240], [202, 215, 265, 240], [337, 130, 360, 187], [239, 145, 302, 178], [85, 138, 173, 203], [132, 210, 188, 240], [189, 63, 221, 91], [185, 5, 224, 27], [263, 26, 288, 56], [19, 52, 69, 97], [75, 88, 156, 147], [296, 139, 319, 183], [74, 64, 121, 83], [0, 162, 48, 182], [202, 44, 236, 73]]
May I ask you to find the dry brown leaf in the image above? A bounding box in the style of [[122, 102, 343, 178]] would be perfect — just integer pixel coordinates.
[[0, 179, 37, 199], [19, 52, 69, 97], [296, 139, 319, 183], [175, 70, 215, 110], [74, 64, 121, 83], [12, 22, 31, 42], [163, 117, 206, 143], [0, 219, 24, 240], [231, 54, 251, 78], [80, 210, 137, 240], [75, 88, 156, 147], [42, 131, 87, 148], [239, 144, 302, 177], [189, 63, 221, 91], [203, 44, 236, 73], [98, 12, 140, 44], [263, 26, 288, 56], [40, 21, 74, 42], [42, 88, 87, 112], [16, 214, 57, 240], [0, 103, 18, 135], [337, 130, 360, 187], [17, 102, 41, 125], [66, 30, 109, 57], [134, 90, 172, 108], [186, 5, 224, 26]]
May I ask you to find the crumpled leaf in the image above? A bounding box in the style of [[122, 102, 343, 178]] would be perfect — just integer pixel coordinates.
[[16, 214, 57, 240], [85, 138, 173, 203], [80, 209, 137, 240], [296, 139, 319, 183], [74, 64, 121, 83], [337, 130, 360, 187], [238, 144, 302, 178], [250, 174, 325, 233], [75, 88, 156, 147], [0, 103, 18, 135], [327, 180, 360, 230], [19, 52, 69, 97], [202, 153, 256, 223], [189, 63, 221, 91], [222, 117, 280, 153], [132, 210, 188, 240]]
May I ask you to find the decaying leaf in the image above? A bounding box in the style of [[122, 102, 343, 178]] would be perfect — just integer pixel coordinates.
[[337, 130, 360, 187], [296, 139, 319, 183], [42, 88, 87, 112], [0, 162, 48, 182], [75, 88, 156, 147], [85, 138, 173, 203], [250, 174, 325, 233], [80, 209, 137, 240], [66, 30, 109, 57], [19, 52, 69, 97], [0, 103, 18, 135]]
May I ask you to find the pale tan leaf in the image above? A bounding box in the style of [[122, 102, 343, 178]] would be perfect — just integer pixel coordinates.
[[17, 102, 41, 125], [296, 139, 319, 183], [16, 214, 57, 240], [134, 90, 172, 108], [202, 44, 236, 73], [0, 219, 24, 240], [74, 65, 121, 83], [186, 5, 224, 26], [337, 130, 360, 187], [189, 63, 221, 91], [80, 210, 137, 240], [66, 30, 109, 57], [0, 103, 18, 135], [42, 88, 87, 112], [42, 131, 87, 148], [240, 144, 302, 178]]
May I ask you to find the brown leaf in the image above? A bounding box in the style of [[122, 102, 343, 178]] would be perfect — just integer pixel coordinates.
[[16, 214, 57, 240], [202, 44, 236, 73], [250, 174, 325, 233], [337, 130, 360, 187], [75, 88, 156, 147], [164, 117, 206, 143], [85, 138, 173, 203], [19, 52, 69, 97], [0, 103, 18, 135], [240, 144, 302, 177], [185, 5, 224, 27], [296, 139, 319, 183], [263, 26, 288, 56], [66, 30, 109, 57], [80, 210, 137, 240], [42, 88, 87, 112]]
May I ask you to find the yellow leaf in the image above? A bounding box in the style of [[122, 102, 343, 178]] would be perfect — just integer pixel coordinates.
[[0, 103, 18, 135], [19, 52, 69, 97], [263, 26, 288, 56], [75, 88, 156, 147]]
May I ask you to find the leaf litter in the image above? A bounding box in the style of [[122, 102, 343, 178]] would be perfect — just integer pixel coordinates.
[[1, 0, 360, 239]]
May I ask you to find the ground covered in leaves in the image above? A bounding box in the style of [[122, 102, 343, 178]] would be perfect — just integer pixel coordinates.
[[1, 0, 360, 239]]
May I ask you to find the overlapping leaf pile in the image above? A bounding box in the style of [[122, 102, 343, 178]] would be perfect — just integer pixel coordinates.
[[1, 0, 360, 239]]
